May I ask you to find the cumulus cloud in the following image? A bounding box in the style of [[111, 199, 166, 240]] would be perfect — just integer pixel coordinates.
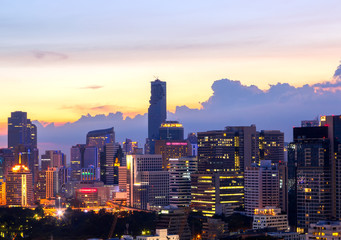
[[36, 64, 341, 160]]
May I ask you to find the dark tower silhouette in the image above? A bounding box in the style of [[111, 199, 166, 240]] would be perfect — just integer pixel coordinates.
[[147, 79, 166, 153]]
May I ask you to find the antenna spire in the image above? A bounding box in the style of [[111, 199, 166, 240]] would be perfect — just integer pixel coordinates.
[[19, 153, 22, 165]]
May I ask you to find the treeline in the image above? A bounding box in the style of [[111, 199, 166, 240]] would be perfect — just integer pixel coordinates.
[[0, 207, 157, 240]]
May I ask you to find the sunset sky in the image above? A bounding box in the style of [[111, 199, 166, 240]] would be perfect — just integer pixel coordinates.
[[1, 1, 341, 150]]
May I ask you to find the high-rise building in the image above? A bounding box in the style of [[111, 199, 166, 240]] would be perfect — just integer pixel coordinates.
[[288, 125, 331, 231], [156, 206, 191, 240], [187, 133, 198, 157], [35, 170, 47, 201], [197, 125, 258, 173], [191, 171, 244, 217], [46, 167, 58, 199], [147, 79, 167, 154], [126, 154, 168, 208], [100, 143, 120, 185], [58, 166, 70, 196], [8, 111, 37, 149], [123, 139, 138, 155], [86, 127, 115, 154], [244, 160, 280, 216], [0, 148, 14, 177], [258, 130, 284, 164], [6, 155, 33, 206], [8, 112, 38, 184], [159, 121, 184, 140], [155, 140, 192, 170], [320, 115, 341, 221], [0, 179, 6, 205], [71, 145, 98, 182], [169, 157, 197, 207], [41, 150, 66, 170], [13, 144, 39, 184]]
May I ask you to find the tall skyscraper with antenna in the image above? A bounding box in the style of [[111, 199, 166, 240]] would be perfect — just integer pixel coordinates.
[[147, 79, 166, 154]]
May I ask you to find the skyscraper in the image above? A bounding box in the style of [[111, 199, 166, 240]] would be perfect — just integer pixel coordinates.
[[6, 154, 33, 207], [8, 111, 38, 184], [86, 127, 115, 154], [258, 130, 284, 164], [169, 157, 197, 207], [244, 160, 280, 217], [288, 125, 331, 231], [8, 111, 37, 150], [147, 79, 166, 154], [70, 145, 98, 182], [197, 125, 258, 173]]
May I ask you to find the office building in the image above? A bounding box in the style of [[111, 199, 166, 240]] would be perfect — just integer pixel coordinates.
[[288, 125, 331, 231], [191, 171, 244, 217], [155, 140, 192, 170], [35, 170, 47, 201], [41, 150, 66, 170], [46, 167, 58, 199], [58, 166, 70, 196], [0, 179, 6, 205], [8, 111, 37, 149], [71, 144, 99, 182], [156, 206, 191, 240], [126, 154, 167, 208], [147, 79, 167, 154], [136, 171, 169, 209], [123, 139, 138, 155], [0, 148, 14, 177], [244, 160, 280, 216], [8, 112, 38, 184], [258, 130, 284, 164], [197, 125, 258, 173], [159, 121, 184, 140], [169, 157, 197, 207], [100, 143, 120, 185], [6, 155, 33, 206], [252, 207, 289, 231], [118, 166, 127, 192], [187, 133, 198, 157], [306, 221, 341, 240], [86, 127, 115, 154], [81, 167, 97, 182], [320, 115, 341, 220]]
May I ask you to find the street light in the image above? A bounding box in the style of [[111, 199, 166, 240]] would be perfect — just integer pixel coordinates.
[[58, 197, 61, 209]]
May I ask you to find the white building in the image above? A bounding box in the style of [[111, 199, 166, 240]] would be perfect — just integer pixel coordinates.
[[245, 160, 280, 216], [169, 157, 197, 207], [252, 207, 289, 231], [136, 229, 179, 240], [306, 221, 341, 240]]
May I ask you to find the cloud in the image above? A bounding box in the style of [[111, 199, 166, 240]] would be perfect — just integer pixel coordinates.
[[35, 64, 341, 162], [33, 51, 68, 61], [79, 85, 103, 90]]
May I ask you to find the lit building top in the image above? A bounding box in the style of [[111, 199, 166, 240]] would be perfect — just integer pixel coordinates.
[[160, 121, 183, 128], [11, 153, 30, 173], [254, 207, 281, 216]]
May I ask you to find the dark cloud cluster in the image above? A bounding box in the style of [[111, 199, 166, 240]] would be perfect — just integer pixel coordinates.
[[36, 65, 341, 159]]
